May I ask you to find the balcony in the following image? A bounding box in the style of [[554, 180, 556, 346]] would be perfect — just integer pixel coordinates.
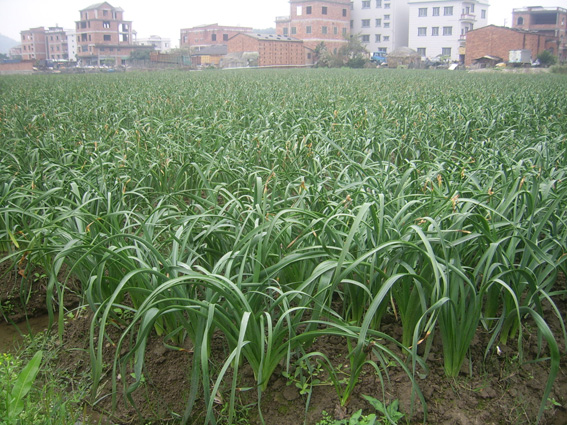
[[460, 13, 476, 22], [276, 16, 291, 23]]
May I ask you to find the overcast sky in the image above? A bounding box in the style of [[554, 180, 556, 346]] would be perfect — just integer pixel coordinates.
[[0, 0, 565, 48]]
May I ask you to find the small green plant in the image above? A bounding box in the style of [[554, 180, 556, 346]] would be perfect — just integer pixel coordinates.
[[0, 350, 43, 425], [317, 409, 377, 425], [316, 395, 404, 425], [362, 395, 404, 424]]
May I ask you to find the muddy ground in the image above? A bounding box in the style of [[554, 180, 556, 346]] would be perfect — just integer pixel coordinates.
[[1, 257, 566, 425]]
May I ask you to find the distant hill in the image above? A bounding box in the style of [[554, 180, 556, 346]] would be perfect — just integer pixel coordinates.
[[0, 34, 19, 54], [253, 28, 276, 35]]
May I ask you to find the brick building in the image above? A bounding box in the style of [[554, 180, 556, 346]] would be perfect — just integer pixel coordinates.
[[20, 26, 69, 62], [227, 33, 307, 67], [20, 27, 47, 61], [351, 0, 410, 56], [465, 25, 557, 67], [513, 7, 567, 62], [45, 27, 69, 61], [275, 0, 351, 54], [180, 24, 253, 49], [76, 2, 145, 66]]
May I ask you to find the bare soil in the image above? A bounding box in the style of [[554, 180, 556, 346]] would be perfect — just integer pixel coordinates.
[[1, 257, 566, 425]]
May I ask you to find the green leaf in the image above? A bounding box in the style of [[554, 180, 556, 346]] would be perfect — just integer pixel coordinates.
[[9, 350, 42, 418]]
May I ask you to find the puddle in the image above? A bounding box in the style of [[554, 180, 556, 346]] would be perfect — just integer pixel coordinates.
[[0, 315, 51, 352]]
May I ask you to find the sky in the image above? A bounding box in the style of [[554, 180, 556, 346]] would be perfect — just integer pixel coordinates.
[[0, 0, 565, 48]]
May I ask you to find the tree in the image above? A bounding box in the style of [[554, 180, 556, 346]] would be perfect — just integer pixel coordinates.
[[129, 48, 154, 61], [316, 35, 369, 68], [537, 50, 557, 67]]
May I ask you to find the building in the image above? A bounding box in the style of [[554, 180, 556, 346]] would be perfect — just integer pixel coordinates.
[[227, 33, 307, 67], [190, 45, 228, 66], [136, 35, 172, 52], [275, 0, 351, 54], [513, 7, 567, 62], [20, 26, 69, 62], [180, 24, 253, 49], [9, 45, 22, 60], [45, 27, 69, 61], [351, 0, 410, 56], [20, 27, 47, 61], [408, 0, 489, 63], [76, 2, 145, 66], [66, 29, 78, 62], [465, 25, 558, 67]]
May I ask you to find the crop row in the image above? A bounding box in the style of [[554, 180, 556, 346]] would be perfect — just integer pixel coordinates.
[[1, 69, 566, 423]]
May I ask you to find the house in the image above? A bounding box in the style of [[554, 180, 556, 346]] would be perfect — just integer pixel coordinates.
[[180, 24, 253, 49], [75, 2, 147, 66], [408, 0, 489, 63], [351, 0, 410, 56], [465, 25, 557, 67], [227, 33, 307, 67], [20, 26, 70, 62], [513, 7, 567, 62], [275, 0, 351, 56]]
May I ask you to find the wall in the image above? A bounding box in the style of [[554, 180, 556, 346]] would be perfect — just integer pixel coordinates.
[[465, 25, 554, 66]]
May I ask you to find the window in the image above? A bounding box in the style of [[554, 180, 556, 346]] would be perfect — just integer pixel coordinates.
[[322, 6, 328, 15], [283, 27, 289, 36], [103, 21, 110, 29], [432, 27, 439, 36], [342, 28, 347, 35], [350, 20, 354, 28], [322, 26, 328, 34], [375, 18, 382, 27], [444, 6, 453, 16], [517, 17, 524, 25], [384, 15, 390, 20], [297, 6, 302, 15], [433, 7, 440, 16], [104, 34, 111, 41], [470, 5, 475, 12], [375, 34, 381, 42], [481, 10, 487, 19], [223, 34, 229, 41], [419, 8, 427, 17], [362, 35, 370, 42], [306, 6, 312, 14], [81, 22, 87, 29], [334, 26, 338, 34], [81, 33, 87, 41], [362, 1, 371, 9], [211, 34, 217, 41], [362, 19, 371, 27], [291, 27, 297, 35], [442, 47, 452, 56], [306, 26, 312, 34], [384, 3, 390, 8], [384, 23, 390, 28], [417, 48, 426, 56], [343, 9, 347, 16], [103, 9, 108, 16], [383, 35, 390, 41], [376, 0, 382, 7], [122, 24, 129, 31], [443, 26, 453, 36], [418, 27, 427, 36]]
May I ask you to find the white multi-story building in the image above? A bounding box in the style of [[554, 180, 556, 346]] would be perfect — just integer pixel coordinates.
[[351, 0, 410, 56], [65, 28, 78, 61], [136, 35, 171, 52], [408, 0, 489, 62]]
